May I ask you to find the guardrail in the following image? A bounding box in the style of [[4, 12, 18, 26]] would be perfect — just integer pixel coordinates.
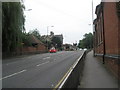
[[56, 51, 86, 89]]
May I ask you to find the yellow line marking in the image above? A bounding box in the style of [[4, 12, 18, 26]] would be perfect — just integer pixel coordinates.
[[53, 67, 72, 90], [53, 53, 84, 90]]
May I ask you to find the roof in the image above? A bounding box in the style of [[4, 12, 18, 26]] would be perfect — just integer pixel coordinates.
[[54, 34, 63, 38], [29, 35, 43, 44]]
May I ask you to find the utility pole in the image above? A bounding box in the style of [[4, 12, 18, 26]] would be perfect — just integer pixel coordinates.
[[92, 0, 95, 56]]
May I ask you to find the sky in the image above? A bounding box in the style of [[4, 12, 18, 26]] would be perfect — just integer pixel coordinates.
[[24, 0, 101, 44]]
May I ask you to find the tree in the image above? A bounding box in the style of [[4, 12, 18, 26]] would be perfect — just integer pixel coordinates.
[[21, 33, 32, 46], [78, 40, 85, 49], [51, 36, 62, 49], [2, 2, 25, 53], [78, 33, 93, 49], [28, 29, 41, 40]]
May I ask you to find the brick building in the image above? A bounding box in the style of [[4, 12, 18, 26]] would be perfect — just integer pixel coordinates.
[[18, 35, 47, 55], [93, 1, 120, 79], [41, 33, 63, 45]]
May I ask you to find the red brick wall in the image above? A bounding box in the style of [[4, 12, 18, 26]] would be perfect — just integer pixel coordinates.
[[103, 2, 119, 79], [98, 56, 119, 79], [94, 2, 120, 79], [21, 44, 47, 53], [3, 44, 47, 58], [22, 47, 36, 53], [119, 12, 120, 81], [118, 17, 120, 55], [105, 58, 118, 79], [36, 44, 47, 52], [103, 2, 119, 55], [99, 43, 104, 54]]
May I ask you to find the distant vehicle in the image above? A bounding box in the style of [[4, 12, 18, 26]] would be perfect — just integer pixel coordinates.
[[83, 48, 87, 51], [49, 47, 57, 53], [79, 48, 82, 50]]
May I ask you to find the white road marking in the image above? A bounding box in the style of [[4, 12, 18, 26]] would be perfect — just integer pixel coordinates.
[[43, 57, 50, 60], [0, 70, 27, 80], [36, 61, 50, 66]]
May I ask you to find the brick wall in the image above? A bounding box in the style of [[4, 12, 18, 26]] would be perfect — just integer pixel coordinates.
[[118, 11, 120, 82], [36, 44, 47, 52], [3, 44, 47, 59], [103, 2, 119, 55], [103, 2, 119, 80], [94, 2, 120, 79], [106, 58, 118, 77], [22, 47, 36, 53], [21, 44, 47, 54], [97, 57, 119, 79], [118, 23, 120, 80]]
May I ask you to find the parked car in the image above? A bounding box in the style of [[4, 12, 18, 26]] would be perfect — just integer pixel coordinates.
[[49, 47, 57, 53]]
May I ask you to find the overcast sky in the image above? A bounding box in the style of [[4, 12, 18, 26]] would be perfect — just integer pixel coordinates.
[[24, 0, 101, 44]]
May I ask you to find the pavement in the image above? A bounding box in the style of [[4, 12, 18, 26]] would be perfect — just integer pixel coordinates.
[[78, 50, 119, 88]]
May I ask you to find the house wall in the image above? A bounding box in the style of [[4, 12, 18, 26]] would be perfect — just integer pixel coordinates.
[[94, 9, 104, 55], [94, 2, 120, 79], [119, 17, 120, 56], [103, 2, 119, 79], [103, 2, 119, 55]]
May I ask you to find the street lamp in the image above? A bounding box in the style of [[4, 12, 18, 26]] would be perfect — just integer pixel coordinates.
[[46, 26, 54, 51], [27, 9, 32, 11], [47, 26, 54, 36], [91, 0, 95, 56], [24, 9, 32, 11]]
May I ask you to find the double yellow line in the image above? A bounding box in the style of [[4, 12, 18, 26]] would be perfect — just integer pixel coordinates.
[[53, 67, 72, 90], [53, 52, 84, 90]]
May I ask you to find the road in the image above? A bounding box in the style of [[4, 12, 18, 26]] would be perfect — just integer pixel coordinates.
[[2, 50, 84, 88]]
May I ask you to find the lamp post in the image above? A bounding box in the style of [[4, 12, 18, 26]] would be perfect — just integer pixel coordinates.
[[46, 26, 54, 51], [91, 0, 95, 56], [24, 9, 32, 11], [26, 9, 32, 11], [47, 26, 54, 36]]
